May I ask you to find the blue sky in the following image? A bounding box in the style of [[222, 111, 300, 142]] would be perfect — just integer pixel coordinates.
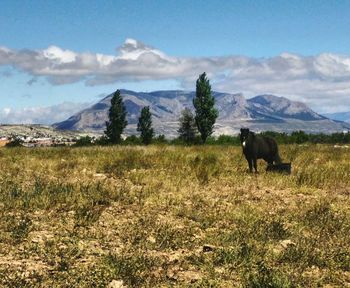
[[1, 0, 350, 123]]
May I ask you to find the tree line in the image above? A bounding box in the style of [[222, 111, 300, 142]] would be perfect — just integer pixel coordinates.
[[75, 130, 350, 147]]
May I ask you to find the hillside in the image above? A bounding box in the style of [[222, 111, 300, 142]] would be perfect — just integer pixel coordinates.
[[0, 125, 100, 146]]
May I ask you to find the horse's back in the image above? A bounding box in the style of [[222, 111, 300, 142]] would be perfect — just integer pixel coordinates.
[[254, 135, 278, 155], [264, 136, 278, 153]]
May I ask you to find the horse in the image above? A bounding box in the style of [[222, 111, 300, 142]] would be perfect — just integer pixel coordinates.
[[240, 128, 282, 173]]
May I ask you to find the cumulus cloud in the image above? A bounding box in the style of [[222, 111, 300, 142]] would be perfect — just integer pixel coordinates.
[[0, 102, 90, 125], [1, 39, 350, 112]]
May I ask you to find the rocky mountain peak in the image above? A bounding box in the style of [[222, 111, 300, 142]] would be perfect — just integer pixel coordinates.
[[248, 94, 325, 121]]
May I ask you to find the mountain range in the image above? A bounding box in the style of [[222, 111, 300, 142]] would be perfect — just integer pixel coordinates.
[[323, 111, 350, 124], [53, 90, 350, 137]]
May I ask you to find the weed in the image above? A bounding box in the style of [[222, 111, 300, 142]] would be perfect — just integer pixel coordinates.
[[4, 214, 32, 244], [103, 252, 162, 287], [74, 204, 103, 227], [242, 261, 293, 288]]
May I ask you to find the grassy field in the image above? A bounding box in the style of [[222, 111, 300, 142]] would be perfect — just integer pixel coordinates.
[[0, 145, 349, 287]]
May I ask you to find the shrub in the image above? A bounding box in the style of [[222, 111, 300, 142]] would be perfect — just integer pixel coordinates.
[[73, 136, 94, 147], [5, 137, 23, 147]]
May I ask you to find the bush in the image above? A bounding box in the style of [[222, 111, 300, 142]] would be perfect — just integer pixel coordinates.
[[243, 261, 292, 288], [5, 137, 23, 147], [123, 135, 142, 145], [215, 134, 240, 145], [73, 136, 95, 147], [152, 135, 168, 145], [95, 135, 109, 145]]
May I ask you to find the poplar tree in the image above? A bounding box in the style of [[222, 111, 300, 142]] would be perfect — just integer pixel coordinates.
[[105, 90, 127, 144], [137, 106, 154, 144], [193, 72, 218, 143]]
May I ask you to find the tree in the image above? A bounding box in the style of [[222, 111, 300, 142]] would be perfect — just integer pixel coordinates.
[[104, 90, 128, 144], [290, 130, 309, 144], [137, 106, 154, 144], [193, 72, 218, 143], [178, 108, 197, 144]]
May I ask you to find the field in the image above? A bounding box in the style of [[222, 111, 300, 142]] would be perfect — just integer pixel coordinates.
[[0, 145, 349, 287]]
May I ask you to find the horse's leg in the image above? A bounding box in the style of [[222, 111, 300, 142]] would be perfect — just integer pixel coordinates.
[[253, 157, 258, 173], [266, 159, 273, 171], [246, 156, 253, 173]]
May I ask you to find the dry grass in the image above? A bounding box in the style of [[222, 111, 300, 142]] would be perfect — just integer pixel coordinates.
[[0, 144, 349, 287]]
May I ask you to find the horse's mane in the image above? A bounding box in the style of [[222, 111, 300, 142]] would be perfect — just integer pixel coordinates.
[[249, 131, 256, 138]]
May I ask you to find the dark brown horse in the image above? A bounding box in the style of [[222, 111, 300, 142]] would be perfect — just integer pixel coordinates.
[[240, 128, 282, 173]]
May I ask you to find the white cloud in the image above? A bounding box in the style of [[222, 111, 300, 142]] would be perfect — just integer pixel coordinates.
[[0, 102, 90, 125], [42, 46, 77, 64], [1, 38, 350, 112]]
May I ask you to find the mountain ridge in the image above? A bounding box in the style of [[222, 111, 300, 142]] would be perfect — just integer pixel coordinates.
[[323, 111, 350, 123], [53, 90, 350, 137]]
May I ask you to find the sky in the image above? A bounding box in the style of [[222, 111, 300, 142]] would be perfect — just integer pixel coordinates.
[[1, 0, 350, 124]]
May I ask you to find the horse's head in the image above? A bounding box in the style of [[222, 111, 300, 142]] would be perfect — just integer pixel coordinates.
[[240, 128, 250, 147]]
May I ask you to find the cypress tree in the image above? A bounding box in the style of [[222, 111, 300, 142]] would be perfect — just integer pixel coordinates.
[[137, 106, 154, 145], [193, 72, 218, 143], [104, 90, 127, 144], [178, 108, 197, 144]]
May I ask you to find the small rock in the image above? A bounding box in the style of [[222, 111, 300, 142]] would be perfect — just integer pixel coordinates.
[[280, 239, 296, 249], [147, 235, 156, 244], [107, 279, 126, 288], [166, 269, 178, 281], [168, 250, 185, 263], [31, 235, 43, 244], [177, 270, 202, 283], [214, 267, 225, 274], [93, 173, 107, 179]]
